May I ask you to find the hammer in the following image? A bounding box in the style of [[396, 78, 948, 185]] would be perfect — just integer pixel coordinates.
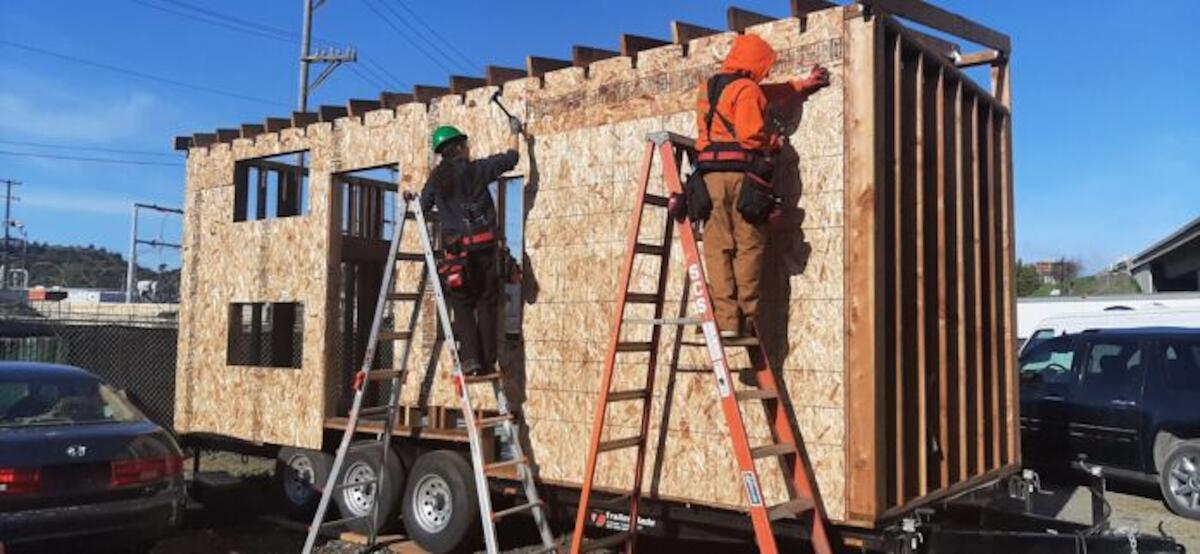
[[490, 90, 525, 134]]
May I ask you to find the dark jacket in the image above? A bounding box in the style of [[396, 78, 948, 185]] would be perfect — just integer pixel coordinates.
[[419, 149, 518, 241]]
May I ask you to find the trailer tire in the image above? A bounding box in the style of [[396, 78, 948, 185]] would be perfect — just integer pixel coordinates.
[[1160, 441, 1200, 520], [276, 447, 333, 519], [402, 450, 481, 553], [332, 442, 406, 535]]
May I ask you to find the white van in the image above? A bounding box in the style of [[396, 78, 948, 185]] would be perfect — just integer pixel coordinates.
[[1020, 307, 1200, 355]]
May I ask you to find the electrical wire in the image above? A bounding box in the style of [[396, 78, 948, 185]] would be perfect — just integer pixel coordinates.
[[0, 150, 183, 167], [374, 0, 473, 74], [0, 139, 177, 158], [358, 0, 458, 75], [129, 0, 294, 44], [0, 39, 288, 108], [391, 0, 480, 72]]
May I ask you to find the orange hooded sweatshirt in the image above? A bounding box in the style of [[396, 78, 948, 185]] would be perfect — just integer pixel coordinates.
[[695, 33, 808, 153]]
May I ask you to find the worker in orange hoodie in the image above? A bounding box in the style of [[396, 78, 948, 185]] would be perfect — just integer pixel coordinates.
[[694, 33, 829, 337]]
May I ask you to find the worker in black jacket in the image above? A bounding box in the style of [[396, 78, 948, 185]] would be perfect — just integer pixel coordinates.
[[420, 118, 521, 376]]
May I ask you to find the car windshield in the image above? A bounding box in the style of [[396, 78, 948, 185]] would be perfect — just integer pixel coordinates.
[[0, 376, 144, 428]]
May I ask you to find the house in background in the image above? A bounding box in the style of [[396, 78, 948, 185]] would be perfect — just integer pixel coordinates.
[[1132, 216, 1200, 292]]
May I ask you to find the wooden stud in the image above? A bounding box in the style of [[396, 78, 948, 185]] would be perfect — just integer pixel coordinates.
[[240, 124, 265, 139], [317, 105, 348, 122], [957, 49, 1000, 68], [861, 0, 1011, 53], [934, 66, 950, 489], [953, 80, 969, 481], [913, 52, 928, 498], [987, 105, 1002, 470], [346, 99, 381, 117], [264, 117, 292, 132], [905, 29, 960, 61], [670, 21, 719, 45], [844, 13, 885, 523], [291, 111, 318, 127], [727, 7, 774, 33], [412, 85, 450, 103], [448, 76, 486, 95], [970, 95, 984, 477], [572, 45, 620, 69], [526, 56, 572, 80], [890, 32, 906, 506], [379, 91, 413, 108], [883, 19, 1006, 118], [485, 66, 525, 87], [994, 59, 1019, 464], [173, 136, 193, 151], [620, 34, 670, 59]]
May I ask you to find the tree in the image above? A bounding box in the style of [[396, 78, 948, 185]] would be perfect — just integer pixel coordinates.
[[1016, 260, 1042, 297], [1052, 257, 1082, 294]]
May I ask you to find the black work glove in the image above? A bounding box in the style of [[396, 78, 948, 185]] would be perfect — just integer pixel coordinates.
[[507, 115, 523, 135]]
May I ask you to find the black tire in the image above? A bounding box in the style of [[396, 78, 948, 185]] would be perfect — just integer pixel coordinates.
[[332, 442, 406, 535], [1160, 441, 1200, 520], [276, 447, 333, 520], [401, 450, 481, 553]]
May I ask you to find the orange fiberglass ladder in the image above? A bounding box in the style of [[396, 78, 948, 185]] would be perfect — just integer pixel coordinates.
[[568, 132, 833, 554]]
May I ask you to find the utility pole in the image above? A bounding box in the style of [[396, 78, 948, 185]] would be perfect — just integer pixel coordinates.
[[298, 0, 356, 111], [126, 202, 183, 303], [0, 179, 21, 290]]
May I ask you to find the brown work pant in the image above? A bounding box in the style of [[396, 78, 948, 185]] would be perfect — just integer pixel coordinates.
[[702, 171, 766, 332]]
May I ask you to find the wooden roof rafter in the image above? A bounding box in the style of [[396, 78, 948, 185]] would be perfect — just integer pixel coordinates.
[[485, 66, 526, 87], [448, 75, 486, 95], [413, 85, 451, 104], [526, 56, 572, 84], [727, 6, 774, 33], [379, 91, 413, 108], [858, 0, 1011, 53]]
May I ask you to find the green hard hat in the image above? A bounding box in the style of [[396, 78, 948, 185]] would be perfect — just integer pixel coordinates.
[[431, 125, 467, 153]]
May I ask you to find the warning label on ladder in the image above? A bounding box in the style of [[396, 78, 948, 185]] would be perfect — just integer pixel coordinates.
[[742, 472, 764, 506]]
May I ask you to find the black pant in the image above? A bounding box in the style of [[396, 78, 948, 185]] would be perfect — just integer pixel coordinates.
[[446, 247, 498, 371]]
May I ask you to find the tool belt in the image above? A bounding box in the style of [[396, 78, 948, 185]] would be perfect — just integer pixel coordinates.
[[439, 250, 468, 289]]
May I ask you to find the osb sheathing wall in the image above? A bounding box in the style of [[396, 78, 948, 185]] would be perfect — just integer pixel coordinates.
[[176, 6, 1014, 525]]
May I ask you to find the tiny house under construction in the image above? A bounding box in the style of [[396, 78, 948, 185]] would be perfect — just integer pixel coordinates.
[[173, 0, 1016, 543]]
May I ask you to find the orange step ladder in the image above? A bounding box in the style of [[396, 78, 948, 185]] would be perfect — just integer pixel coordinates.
[[568, 131, 833, 554]]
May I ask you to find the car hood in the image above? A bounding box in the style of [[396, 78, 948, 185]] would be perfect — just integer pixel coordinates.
[[0, 420, 177, 467]]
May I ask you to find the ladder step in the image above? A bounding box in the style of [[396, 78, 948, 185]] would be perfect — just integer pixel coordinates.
[[751, 443, 797, 460], [633, 242, 666, 256], [624, 293, 660, 304], [580, 532, 631, 552], [484, 457, 528, 475], [477, 414, 514, 429], [490, 500, 543, 521], [395, 252, 425, 262], [615, 342, 654, 353], [767, 497, 815, 521], [358, 405, 394, 418], [365, 369, 406, 381], [606, 389, 649, 403], [624, 317, 701, 326], [597, 436, 643, 453], [643, 194, 669, 207], [734, 389, 778, 401], [680, 336, 761, 348], [463, 372, 502, 385], [378, 330, 413, 341], [386, 292, 422, 301]]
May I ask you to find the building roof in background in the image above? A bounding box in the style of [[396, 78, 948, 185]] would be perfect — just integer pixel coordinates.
[[1132, 215, 1200, 270]]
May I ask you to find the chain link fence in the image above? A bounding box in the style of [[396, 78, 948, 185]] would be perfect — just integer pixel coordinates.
[[0, 305, 178, 428]]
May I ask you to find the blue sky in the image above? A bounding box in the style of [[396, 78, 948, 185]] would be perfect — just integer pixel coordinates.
[[1, 1, 1197, 273]]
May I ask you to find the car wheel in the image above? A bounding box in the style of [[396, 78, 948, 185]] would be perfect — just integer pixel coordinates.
[[401, 450, 481, 553], [332, 442, 405, 535], [276, 447, 333, 520], [1160, 441, 1200, 520]]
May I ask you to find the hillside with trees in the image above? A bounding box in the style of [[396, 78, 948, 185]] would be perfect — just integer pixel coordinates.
[[11, 242, 179, 298]]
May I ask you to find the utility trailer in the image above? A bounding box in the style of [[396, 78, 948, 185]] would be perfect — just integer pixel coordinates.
[[170, 1, 1181, 551]]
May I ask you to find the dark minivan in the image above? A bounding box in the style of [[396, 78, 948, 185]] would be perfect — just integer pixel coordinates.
[[0, 362, 186, 551], [1020, 327, 1200, 519]]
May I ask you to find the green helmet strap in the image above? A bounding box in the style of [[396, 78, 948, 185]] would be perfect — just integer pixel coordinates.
[[431, 125, 467, 153]]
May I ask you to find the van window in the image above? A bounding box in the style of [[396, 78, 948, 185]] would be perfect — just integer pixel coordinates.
[[1162, 341, 1200, 392], [1019, 335, 1075, 384], [1081, 340, 1143, 387]]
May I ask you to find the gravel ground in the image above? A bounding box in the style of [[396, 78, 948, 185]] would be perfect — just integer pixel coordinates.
[[1036, 475, 1200, 552]]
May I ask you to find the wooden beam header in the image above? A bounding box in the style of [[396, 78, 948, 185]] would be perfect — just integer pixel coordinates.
[[862, 0, 1011, 52]]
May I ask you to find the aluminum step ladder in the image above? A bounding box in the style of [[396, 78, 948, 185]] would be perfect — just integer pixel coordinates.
[[303, 192, 556, 554], [568, 132, 834, 554]]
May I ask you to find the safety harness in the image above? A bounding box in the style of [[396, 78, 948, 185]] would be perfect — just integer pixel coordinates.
[[697, 72, 758, 171]]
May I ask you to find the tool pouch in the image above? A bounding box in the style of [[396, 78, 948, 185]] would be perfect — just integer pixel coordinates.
[[439, 249, 467, 289], [682, 170, 713, 222], [736, 171, 780, 225]]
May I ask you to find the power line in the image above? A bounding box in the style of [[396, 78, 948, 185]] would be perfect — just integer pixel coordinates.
[[0, 139, 177, 158], [391, 0, 480, 71], [374, 0, 473, 74], [0, 150, 183, 167], [0, 39, 288, 108], [358, 0, 458, 75], [129, 0, 295, 44]]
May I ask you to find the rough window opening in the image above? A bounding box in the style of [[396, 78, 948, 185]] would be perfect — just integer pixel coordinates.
[[233, 151, 310, 222], [227, 302, 304, 368], [335, 165, 398, 240], [494, 176, 524, 337]]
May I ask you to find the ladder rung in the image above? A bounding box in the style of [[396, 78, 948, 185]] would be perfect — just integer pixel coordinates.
[[358, 405, 394, 418], [767, 497, 815, 521], [395, 252, 425, 262], [624, 317, 701, 326], [633, 242, 666, 256], [491, 500, 543, 521], [477, 414, 513, 428], [680, 336, 761, 348], [463, 372, 502, 385], [581, 532, 631, 552], [378, 330, 412, 341], [734, 389, 778, 401], [598, 436, 643, 453], [366, 369, 406, 381], [615, 342, 654, 353], [606, 389, 649, 403], [624, 293, 660, 304], [484, 457, 528, 475], [643, 194, 669, 207], [386, 292, 422, 301], [751, 443, 797, 459]]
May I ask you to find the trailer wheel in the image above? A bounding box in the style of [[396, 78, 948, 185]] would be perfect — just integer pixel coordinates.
[[401, 450, 480, 553], [332, 442, 406, 535], [1160, 441, 1200, 520], [276, 447, 333, 519]]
